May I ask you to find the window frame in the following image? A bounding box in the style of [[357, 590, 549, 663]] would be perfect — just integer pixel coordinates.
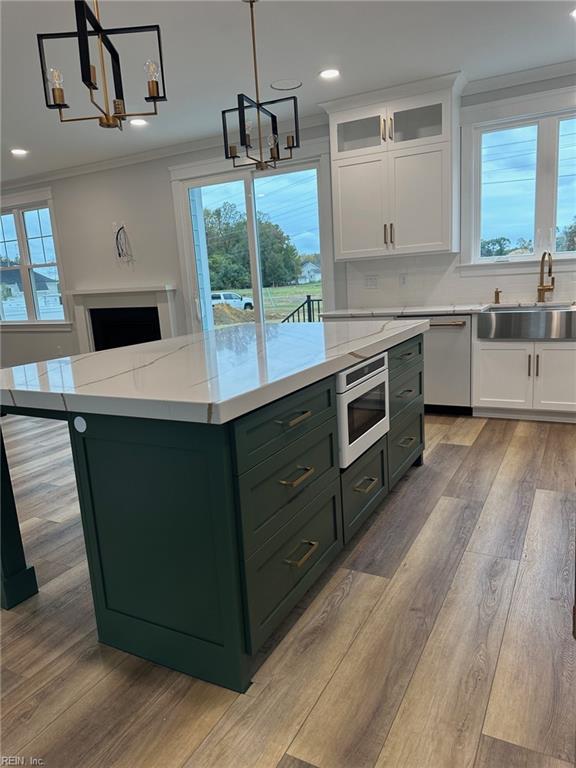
[[180, 159, 327, 332], [460, 88, 576, 270], [0, 192, 67, 324]]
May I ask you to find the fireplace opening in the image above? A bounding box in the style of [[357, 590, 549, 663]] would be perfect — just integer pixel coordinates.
[[89, 307, 161, 351]]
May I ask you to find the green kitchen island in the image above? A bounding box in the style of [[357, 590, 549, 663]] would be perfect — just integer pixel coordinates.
[[0, 319, 427, 691]]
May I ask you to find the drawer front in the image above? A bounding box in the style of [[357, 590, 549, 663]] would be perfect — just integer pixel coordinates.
[[388, 335, 423, 379], [245, 480, 343, 652], [239, 418, 338, 557], [233, 378, 336, 474], [388, 400, 424, 488], [341, 435, 388, 543], [389, 364, 423, 422]]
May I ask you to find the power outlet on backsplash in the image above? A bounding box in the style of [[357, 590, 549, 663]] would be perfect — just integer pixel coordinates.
[[399, 274, 407, 286], [364, 274, 379, 289]]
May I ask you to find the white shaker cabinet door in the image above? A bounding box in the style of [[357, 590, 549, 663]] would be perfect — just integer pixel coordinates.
[[473, 341, 534, 409], [332, 155, 388, 261], [533, 342, 576, 412], [388, 142, 450, 255]]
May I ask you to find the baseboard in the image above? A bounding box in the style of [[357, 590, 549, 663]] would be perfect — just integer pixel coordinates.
[[473, 407, 576, 423], [425, 405, 473, 416]]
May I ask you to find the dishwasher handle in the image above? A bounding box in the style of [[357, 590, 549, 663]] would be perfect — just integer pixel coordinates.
[[429, 320, 467, 328]]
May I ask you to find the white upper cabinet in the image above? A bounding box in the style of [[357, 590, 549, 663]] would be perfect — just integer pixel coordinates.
[[388, 143, 450, 254], [387, 92, 450, 148], [323, 74, 463, 261], [331, 106, 386, 160], [332, 155, 388, 260]]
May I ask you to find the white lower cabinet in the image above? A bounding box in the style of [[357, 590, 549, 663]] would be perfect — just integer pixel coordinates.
[[473, 341, 576, 413], [533, 343, 576, 412]]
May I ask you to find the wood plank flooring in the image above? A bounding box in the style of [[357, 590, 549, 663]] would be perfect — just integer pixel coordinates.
[[1, 413, 575, 768]]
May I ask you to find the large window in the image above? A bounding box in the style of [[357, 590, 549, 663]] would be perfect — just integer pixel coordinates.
[[0, 203, 64, 321], [474, 113, 576, 262], [187, 166, 322, 329]]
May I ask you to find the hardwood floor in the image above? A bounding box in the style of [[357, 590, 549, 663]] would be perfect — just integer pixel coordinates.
[[1, 413, 575, 768]]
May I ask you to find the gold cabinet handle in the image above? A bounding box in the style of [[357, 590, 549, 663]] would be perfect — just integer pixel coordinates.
[[381, 116, 387, 142], [384, 223, 388, 245], [275, 410, 312, 429], [396, 388, 415, 399], [284, 539, 319, 568], [528, 354, 532, 377], [398, 436, 416, 448], [389, 116, 394, 140], [536, 353, 540, 377], [390, 222, 395, 245], [353, 476, 378, 495], [399, 350, 415, 360], [279, 465, 315, 488]]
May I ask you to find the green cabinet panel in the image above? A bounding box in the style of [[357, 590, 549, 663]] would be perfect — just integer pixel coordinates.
[[388, 399, 425, 489], [388, 335, 423, 379], [68, 414, 253, 692], [341, 435, 388, 544], [389, 364, 424, 423], [238, 418, 339, 557], [244, 479, 343, 653], [233, 378, 336, 474]]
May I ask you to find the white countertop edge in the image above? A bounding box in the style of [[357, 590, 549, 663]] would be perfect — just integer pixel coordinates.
[[2, 321, 429, 425], [322, 305, 489, 318]]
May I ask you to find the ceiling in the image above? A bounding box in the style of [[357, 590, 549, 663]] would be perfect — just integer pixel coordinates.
[[2, 0, 575, 184]]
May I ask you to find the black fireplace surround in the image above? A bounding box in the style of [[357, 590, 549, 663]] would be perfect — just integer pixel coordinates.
[[89, 307, 161, 351]]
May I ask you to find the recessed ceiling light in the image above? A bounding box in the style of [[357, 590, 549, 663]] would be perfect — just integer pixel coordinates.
[[270, 79, 303, 91], [130, 119, 148, 127], [319, 69, 340, 80], [10, 148, 28, 156], [571, 8, 576, 18]]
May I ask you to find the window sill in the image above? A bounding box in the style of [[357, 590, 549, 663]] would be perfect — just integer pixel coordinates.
[[0, 321, 73, 333], [457, 255, 576, 277]]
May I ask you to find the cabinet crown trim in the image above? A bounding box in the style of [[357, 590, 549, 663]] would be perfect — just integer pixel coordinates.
[[320, 72, 466, 114]]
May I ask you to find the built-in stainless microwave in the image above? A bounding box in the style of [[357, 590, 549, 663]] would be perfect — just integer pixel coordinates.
[[336, 352, 390, 468]]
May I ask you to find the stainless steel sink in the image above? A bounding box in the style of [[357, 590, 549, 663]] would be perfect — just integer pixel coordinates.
[[478, 304, 576, 340]]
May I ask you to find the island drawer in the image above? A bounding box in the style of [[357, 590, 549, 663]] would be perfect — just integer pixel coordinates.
[[238, 418, 339, 557], [341, 435, 388, 543], [244, 479, 342, 653], [389, 364, 423, 423], [388, 335, 423, 379], [388, 400, 424, 489], [233, 378, 336, 474]]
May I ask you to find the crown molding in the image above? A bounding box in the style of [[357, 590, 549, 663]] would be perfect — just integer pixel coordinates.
[[1, 113, 328, 193]]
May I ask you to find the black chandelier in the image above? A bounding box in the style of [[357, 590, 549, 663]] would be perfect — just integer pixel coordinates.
[[222, 0, 300, 170], [37, 0, 167, 130]]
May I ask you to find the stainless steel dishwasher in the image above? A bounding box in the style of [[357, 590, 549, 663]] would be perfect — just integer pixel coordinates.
[[403, 314, 472, 407]]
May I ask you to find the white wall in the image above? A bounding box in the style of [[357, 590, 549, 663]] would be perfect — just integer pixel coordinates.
[[346, 252, 576, 309]]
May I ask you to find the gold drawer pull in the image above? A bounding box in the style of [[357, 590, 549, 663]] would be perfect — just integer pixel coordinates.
[[429, 321, 467, 328], [279, 465, 315, 488], [398, 436, 416, 448], [353, 476, 378, 495], [276, 410, 313, 429], [396, 388, 416, 399], [399, 351, 415, 360], [284, 539, 319, 568]]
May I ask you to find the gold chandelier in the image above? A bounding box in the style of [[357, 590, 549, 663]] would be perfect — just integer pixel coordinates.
[[37, 0, 167, 130]]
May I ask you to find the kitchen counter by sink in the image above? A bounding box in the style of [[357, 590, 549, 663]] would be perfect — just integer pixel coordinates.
[[322, 301, 576, 319]]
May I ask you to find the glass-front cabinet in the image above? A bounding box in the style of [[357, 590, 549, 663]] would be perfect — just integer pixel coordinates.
[[330, 91, 450, 160]]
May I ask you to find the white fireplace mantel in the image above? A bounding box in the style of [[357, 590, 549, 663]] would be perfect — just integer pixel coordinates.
[[69, 285, 178, 352]]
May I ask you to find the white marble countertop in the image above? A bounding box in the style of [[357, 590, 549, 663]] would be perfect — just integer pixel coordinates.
[[322, 304, 490, 318], [322, 300, 576, 319], [0, 319, 428, 424]]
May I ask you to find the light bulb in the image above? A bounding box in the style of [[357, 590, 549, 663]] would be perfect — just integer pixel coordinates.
[[144, 60, 160, 82], [48, 68, 64, 88]]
